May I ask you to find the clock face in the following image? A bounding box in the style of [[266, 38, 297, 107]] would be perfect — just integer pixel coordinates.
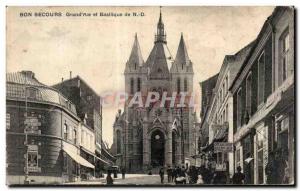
[[155, 135, 160, 140]]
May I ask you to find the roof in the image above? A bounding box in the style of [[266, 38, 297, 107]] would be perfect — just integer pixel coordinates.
[[7, 71, 77, 115], [52, 75, 101, 99], [7, 71, 46, 87], [171, 34, 193, 73], [229, 6, 292, 92], [147, 42, 173, 79], [124, 34, 144, 73]]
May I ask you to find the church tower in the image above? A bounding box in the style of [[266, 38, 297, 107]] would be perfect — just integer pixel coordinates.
[[112, 7, 196, 173], [124, 33, 145, 96]]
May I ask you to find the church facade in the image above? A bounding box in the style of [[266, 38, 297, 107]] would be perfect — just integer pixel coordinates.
[[111, 10, 197, 173]]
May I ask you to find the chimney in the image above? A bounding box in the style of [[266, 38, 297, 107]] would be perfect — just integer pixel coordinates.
[[21, 71, 35, 79], [61, 77, 64, 82], [69, 71, 72, 79]]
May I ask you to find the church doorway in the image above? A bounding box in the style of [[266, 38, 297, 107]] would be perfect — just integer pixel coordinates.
[[151, 130, 165, 168]]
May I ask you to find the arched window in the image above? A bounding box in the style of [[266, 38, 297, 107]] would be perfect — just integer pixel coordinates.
[[184, 78, 188, 92], [137, 78, 141, 92], [73, 129, 77, 144], [63, 124, 68, 140], [130, 78, 134, 94], [177, 78, 181, 94], [116, 130, 121, 154]]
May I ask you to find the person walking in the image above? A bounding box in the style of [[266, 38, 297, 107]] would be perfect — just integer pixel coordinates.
[[167, 166, 172, 183], [106, 171, 114, 185], [121, 167, 126, 179], [159, 167, 165, 184], [232, 166, 245, 184], [171, 167, 176, 182]]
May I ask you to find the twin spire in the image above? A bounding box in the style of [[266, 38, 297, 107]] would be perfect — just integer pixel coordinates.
[[125, 7, 193, 74]]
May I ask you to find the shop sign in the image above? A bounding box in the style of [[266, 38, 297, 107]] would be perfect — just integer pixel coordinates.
[[214, 142, 233, 153]]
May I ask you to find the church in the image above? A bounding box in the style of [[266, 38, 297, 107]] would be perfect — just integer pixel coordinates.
[[111, 9, 197, 173]]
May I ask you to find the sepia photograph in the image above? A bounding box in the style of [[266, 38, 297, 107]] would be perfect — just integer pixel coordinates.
[[5, 5, 295, 186]]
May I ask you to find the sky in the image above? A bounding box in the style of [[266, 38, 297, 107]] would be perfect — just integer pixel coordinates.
[[6, 6, 275, 146]]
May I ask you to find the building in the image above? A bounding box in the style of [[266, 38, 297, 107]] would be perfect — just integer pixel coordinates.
[[198, 74, 218, 166], [52, 75, 114, 175], [230, 7, 294, 184], [111, 10, 196, 173], [200, 42, 253, 178], [6, 71, 95, 184]]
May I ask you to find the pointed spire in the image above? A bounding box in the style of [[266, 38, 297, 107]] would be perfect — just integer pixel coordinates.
[[171, 33, 193, 73], [175, 33, 190, 65], [155, 6, 166, 44], [159, 6, 163, 24], [125, 33, 144, 72]]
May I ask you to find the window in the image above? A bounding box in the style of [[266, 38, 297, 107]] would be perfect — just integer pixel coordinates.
[[237, 88, 242, 128], [184, 78, 188, 92], [116, 130, 121, 154], [223, 110, 226, 123], [87, 95, 92, 101], [225, 76, 228, 92], [225, 104, 228, 122], [6, 113, 10, 130], [235, 149, 241, 169], [130, 78, 134, 94], [177, 78, 181, 94], [26, 88, 38, 99], [63, 124, 68, 140], [222, 83, 225, 99], [281, 31, 290, 82], [73, 129, 77, 144], [258, 52, 265, 105], [81, 130, 84, 145], [246, 73, 252, 115], [137, 78, 141, 92]]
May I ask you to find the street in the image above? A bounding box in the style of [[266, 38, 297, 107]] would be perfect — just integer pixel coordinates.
[[64, 174, 175, 185]]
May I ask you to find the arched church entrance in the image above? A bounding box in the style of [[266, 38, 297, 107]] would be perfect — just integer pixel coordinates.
[[151, 130, 165, 168]]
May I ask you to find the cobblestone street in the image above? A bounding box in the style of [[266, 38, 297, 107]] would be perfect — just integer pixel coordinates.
[[64, 174, 175, 185]]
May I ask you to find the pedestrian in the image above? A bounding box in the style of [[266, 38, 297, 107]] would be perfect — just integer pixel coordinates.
[[171, 167, 176, 182], [121, 167, 126, 179], [167, 166, 172, 183], [159, 167, 165, 184], [196, 174, 204, 184], [265, 152, 277, 184], [106, 171, 114, 185], [232, 166, 245, 184]]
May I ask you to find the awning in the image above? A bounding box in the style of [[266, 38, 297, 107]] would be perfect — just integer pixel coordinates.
[[62, 142, 94, 169]]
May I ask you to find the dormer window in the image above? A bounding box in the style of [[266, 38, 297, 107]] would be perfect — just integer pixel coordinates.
[[26, 87, 39, 99]]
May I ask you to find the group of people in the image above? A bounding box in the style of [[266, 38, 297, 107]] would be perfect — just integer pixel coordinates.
[[158, 165, 246, 185], [159, 165, 190, 184]]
